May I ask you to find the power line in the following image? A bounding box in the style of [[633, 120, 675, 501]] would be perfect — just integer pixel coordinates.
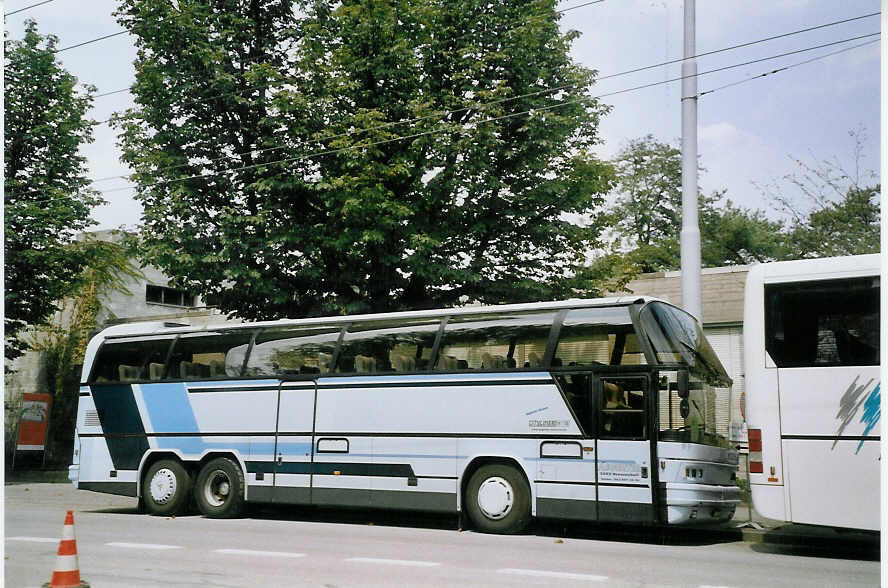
[[12, 30, 880, 205], [698, 38, 879, 98], [85, 9, 879, 105], [4, 0, 56, 17], [85, 9, 881, 134], [54, 30, 128, 54], [89, 29, 880, 185]]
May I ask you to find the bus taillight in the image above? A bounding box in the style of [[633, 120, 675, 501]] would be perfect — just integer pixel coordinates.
[[748, 428, 763, 473]]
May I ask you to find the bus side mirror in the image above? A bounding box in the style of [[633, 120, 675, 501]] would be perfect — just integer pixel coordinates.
[[677, 371, 689, 399]]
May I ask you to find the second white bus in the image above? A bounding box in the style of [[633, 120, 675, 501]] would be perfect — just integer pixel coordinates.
[[744, 254, 879, 530]]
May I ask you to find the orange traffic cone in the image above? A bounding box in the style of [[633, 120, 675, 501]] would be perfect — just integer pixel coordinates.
[[43, 510, 89, 588]]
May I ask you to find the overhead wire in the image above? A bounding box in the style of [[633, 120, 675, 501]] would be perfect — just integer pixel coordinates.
[[697, 37, 880, 98], [85, 6, 876, 114], [5, 28, 852, 208], [3, 0, 55, 18], [54, 30, 129, 54], [4, 0, 56, 17], [9, 12, 880, 205], [84, 29, 880, 187], [83, 10, 881, 134]]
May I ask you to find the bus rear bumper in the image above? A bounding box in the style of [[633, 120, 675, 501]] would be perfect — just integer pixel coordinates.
[[661, 482, 740, 524]]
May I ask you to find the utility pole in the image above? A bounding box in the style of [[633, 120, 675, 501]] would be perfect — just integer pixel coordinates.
[[680, 0, 702, 321]]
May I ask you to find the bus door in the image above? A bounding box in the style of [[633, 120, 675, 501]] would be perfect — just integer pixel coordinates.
[[272, 379, 317, 504], [538, 371, 598, 521], [594, 373, 655, 522]]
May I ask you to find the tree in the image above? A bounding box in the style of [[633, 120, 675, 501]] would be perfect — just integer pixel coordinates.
[[4, 21, 101, 364], [608, 135, 789, 272], [784, 185, 879, 258], [114, 0, 613, 320], [760, 131, 879, 258]]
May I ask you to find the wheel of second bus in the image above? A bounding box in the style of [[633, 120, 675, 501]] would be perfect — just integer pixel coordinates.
[[143, 459, 192, 517], [465, 464, 531, 534], [194, 457, 245, 518]]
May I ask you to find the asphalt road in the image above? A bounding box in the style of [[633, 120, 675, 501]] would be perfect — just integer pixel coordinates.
[[4, 483, 879, 587]]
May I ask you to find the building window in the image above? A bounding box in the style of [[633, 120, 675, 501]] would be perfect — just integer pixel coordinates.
[[146, 284, 196, 307]]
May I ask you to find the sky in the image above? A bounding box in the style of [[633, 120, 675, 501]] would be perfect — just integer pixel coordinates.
[[4, 0, 881, 231]]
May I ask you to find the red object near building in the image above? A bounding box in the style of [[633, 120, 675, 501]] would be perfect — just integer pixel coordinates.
[[17, 392, 51, 451]]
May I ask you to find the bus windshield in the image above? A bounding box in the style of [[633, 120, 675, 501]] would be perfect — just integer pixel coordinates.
[[638, 302, 731, 386]]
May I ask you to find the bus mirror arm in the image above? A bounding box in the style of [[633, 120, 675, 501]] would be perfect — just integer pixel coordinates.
[[677, 371, 689, 399]]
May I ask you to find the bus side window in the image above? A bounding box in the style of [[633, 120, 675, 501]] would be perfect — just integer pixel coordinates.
[[336, 319, 440, 374], [434, 312, 553, 370], [168, 331, 255, 380], [247, 326, 340, 376]]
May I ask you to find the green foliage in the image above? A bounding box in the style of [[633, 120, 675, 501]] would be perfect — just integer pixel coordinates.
[[115, 0, 613, 320], [27, 238, 141, 463], [4, 20, 102, 364], [607, 135, 790, 273], [784, 185, 879, 257]]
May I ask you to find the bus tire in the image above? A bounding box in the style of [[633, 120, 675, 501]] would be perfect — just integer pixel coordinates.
[[143, 459, 192, 517], [465, 464, 531, 534], [194, 457, 245, 518]]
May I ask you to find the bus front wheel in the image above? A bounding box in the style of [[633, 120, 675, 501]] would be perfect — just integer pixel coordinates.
[[465, 464, 531, 534], [143, 459, 192, 517], [194, 457, 245, 518]]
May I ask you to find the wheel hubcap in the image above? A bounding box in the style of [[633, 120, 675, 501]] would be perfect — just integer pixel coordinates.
[[149, 468, 176, 504], [477, 476, 514, 520], [204, 469, 231, 507]]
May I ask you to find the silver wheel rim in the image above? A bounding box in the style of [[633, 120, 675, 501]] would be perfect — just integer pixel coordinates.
[[149, 468, 177, 504], [477, 476, 514, 520], [204, 469, 231, 507]]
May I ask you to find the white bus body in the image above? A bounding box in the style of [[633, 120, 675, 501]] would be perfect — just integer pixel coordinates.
[[744, 254, 879, 530], [70, 297, 739, 532]]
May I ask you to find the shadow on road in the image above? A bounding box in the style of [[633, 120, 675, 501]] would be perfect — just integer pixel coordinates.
[[749, 526, 879, 561], [243, 503, 742, 547]]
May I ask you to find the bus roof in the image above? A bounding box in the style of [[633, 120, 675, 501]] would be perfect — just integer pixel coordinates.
[[745, 253, 879, 285], [91, 295, 666, 341]]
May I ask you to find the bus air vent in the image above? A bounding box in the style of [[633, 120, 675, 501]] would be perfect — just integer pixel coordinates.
[[84, 410, 101, 427]]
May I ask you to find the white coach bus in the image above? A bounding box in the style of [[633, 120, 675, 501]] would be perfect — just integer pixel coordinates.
[[744, 255, 879, 530], [70, 297, 739, 533]]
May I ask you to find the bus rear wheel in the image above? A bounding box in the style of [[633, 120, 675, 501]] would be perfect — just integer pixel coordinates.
[[194, 457, 245, 518], [465, 464, 530, 534], [143, 459, 192, 517]]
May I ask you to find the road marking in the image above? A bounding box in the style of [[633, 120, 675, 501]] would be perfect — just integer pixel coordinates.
[[106, 542, 182, 550], [498, 568, 608, 582], [6, 537, 59, 543], [346, 557, 441, 567], [214, 549, 306, 558]]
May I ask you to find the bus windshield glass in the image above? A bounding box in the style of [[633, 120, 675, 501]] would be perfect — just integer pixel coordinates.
[[638, 302, 730, 386]]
